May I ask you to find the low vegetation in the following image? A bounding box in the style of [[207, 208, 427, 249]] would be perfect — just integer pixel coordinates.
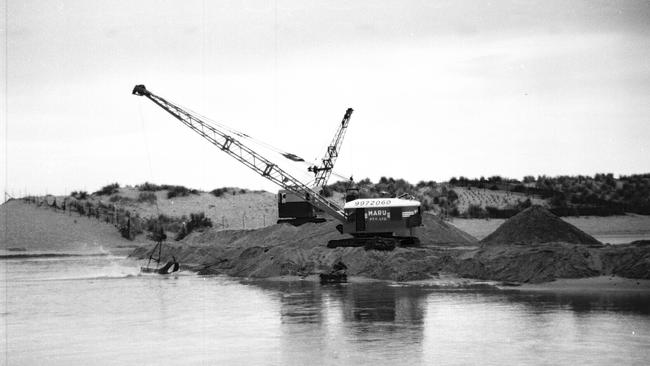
[[174, 212, 213, 240], [137, 191, 157, 204], [70, 191, 88, 200], [143, 214, 185, 234], [136, 182, 200, 199], [211, 187, 248, 197], [109, 195, 133, 204], [166, 185, 200, 199], [94, 183, 120, 196]]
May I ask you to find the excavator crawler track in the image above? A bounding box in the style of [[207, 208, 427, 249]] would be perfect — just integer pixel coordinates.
[[327, 236, 419, 251]]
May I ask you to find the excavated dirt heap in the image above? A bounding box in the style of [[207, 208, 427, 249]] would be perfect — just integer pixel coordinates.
[[130, 207, 650, 283], [131, 214, 477, 281], [481, 205, 602, 245]]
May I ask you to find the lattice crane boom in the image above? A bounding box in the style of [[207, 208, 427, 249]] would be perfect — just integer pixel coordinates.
[[132, 84, 346, 222], [309, 108, 353, 188]]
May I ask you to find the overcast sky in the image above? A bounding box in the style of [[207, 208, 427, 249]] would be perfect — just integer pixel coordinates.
[[1, 0, 649, 199]]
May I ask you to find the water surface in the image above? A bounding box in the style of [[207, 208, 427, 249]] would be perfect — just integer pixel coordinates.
[[2, 255, 649, 365]]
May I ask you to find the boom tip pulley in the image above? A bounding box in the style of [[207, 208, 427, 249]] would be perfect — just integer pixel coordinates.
[[132, 84, 149, 96]]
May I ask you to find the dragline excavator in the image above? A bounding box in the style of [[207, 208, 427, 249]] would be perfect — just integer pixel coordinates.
[[132, 85, 422, 250], [277, 107, 353, 225]]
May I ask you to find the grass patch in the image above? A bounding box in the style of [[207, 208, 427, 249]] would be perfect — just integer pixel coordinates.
[[175, 212, 213, 240], [167, 185, 199, 199], [210, 187, 248, 197], [137, 182, 200, 198], [109, 195, 133, 204], [137, 191, 157, 204]]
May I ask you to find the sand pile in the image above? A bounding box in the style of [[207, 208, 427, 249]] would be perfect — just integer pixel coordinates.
[[481, 205, 601, 245], [417, 213, 478, 246], [454, 243, 602, 283], [454, 241, 650, 283], [467, 206, 605, 282]]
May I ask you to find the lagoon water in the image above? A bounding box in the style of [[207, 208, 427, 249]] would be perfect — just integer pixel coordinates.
[[2, 255, 650, 365]]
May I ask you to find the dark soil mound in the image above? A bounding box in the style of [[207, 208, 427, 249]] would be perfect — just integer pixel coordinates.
[[417, 213, 478, 246], [455, 242, 602, 283], [481, 205, 601, 245], [131, 211, 650, 282]]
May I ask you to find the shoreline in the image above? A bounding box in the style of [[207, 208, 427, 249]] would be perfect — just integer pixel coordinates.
[[6, 246, 650, 293], [510, 276, 650, 292], [256, 274, 650, 292]]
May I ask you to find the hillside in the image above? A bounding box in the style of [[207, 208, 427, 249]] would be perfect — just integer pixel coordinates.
[[0, 199, 143, 254], [107, 186, 277, 230], [5, 184, 278, 251]]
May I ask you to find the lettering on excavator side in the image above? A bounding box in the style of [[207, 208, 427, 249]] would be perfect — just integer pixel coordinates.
[[365, 209, 390, 222], [353, 199, 392, 207]]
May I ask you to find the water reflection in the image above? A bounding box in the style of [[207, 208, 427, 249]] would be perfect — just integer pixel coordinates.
[[246, 279, 650, 365], [253, 280, 650, 326], [247, 280, 430, 365], [421, 289, 650, 365], [250, 281, 429, 325]]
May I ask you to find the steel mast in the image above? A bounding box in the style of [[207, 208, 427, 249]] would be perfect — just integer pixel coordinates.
[[309, 108, 353, 188]]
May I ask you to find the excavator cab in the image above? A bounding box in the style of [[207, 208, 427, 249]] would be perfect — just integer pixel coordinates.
[[277, 189, 325, 226]]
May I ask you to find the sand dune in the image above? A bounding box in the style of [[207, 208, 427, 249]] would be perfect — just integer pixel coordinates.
[[0, 200, 143, 254]]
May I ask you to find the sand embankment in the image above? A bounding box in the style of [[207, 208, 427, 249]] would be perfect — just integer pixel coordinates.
[[1, 199, 143, 254]]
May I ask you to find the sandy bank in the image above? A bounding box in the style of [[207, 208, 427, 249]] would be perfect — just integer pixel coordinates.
[[1, 200, 144, 254]]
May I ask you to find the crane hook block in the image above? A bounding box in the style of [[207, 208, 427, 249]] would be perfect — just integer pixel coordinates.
[[132, 84, 149, 96]]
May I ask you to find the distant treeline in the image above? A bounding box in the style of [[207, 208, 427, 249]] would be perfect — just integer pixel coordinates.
[[448, 173, 650, 216], [326, 173, 650, 217]]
